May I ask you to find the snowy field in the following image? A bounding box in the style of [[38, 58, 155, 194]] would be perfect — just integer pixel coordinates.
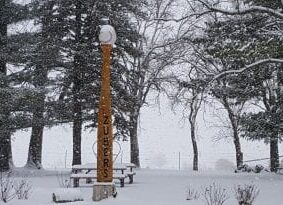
[[8, 97, 283, 204], [6, 168, 283, 205]]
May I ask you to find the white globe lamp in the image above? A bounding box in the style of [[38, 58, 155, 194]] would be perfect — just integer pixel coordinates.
[[99, 25, 117, 45]]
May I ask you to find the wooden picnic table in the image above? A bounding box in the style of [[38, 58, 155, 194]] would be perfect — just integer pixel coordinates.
[[72, 163, 128, 174], [120, 163, 136, 172], [71, 163, 136, 187]]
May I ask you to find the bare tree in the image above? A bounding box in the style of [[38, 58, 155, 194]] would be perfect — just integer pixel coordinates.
[[210, 81, 246, 168], [168, 72, 205, 171], [120, 0, 188, 167]]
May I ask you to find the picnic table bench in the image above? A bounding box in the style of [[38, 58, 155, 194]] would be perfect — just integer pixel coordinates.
[[70, 173, 127, 187], [71, 163, 136, 187]]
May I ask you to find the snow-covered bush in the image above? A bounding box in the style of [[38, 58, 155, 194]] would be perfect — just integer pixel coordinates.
[[235, 164, 253, 173], [235, 164, 268, 173], [202, 183, 229, 205], [0, 172, 33, 202], [14, 179, 32, 200], [234, 184, 259, 205], [185, 186, 199, 200], [0, 172, 16, 203], [254, 165, 264, 173]]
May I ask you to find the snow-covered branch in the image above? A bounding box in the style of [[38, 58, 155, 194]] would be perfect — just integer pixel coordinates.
[[154, 10, 211, 22], [156, 0, 283, 22], [212, 58, 283, 81], [197, 0, 283, 19]]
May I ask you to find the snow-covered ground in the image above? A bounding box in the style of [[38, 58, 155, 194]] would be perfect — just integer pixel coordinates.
[[6, 168, 283, 205], [8, 96, 283, 204]]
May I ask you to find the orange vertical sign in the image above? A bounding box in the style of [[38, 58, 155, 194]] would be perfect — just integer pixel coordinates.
[[97, 44, 113, 182]]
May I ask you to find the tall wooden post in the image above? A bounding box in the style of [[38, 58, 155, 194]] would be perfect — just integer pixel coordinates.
[[97, 44, 113, 182], [93, 22, 117, 202]]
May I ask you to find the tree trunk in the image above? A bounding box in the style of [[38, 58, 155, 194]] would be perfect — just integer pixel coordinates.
[[0, 131, 11, 172], [190, 120, 198, 171], [129, 111, 140, 168], [26, 92, 45, 169], [232, 125, 243, 168], [188, 91, 201, 171], [270, 134, 279, 172], [0, 0, 12, 172], [223, 98, 243, 168], [26, 126, 44, 169], [72, 55, 83, 166], [72, 0, 83, 166], [72, 101, 82, 166]]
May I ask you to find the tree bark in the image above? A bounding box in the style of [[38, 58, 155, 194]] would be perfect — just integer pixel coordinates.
[[0, 131, 11, 172], [72, 53, 83, 166], [270, 134, 279, 172], [233, 128, 243, 168], [190, 120, 198, 171], [188, 91, 201, 171], [72, 0, 83, 166], [262, 84, 280, 172], [129, 111, 140, 168], [0, 0, 12, 172], [223, 98, 243, 168], [72, 97, 82, 166], [26, 91, 45, 169]]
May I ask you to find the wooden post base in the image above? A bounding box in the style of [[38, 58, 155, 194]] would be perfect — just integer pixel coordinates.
[[92, 182, 116, 201]]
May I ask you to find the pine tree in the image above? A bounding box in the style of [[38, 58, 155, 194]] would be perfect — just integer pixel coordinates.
[[52, 0, 144, 165], [243, 0, 283, 174], [0, 0, 11, 172], [0, 0, 30, 171], [192, 0, 283, 171], [23, 0, 65, 169], [4, 0, 68, 169]]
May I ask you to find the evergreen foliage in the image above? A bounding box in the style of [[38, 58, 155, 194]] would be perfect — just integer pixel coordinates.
[[0, 0, 145, 169], [192, 0, 283, 171], [0, 0, 32, 171]]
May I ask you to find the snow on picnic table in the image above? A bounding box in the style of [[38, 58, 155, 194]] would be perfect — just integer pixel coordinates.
[[7, 168, 283, 205]]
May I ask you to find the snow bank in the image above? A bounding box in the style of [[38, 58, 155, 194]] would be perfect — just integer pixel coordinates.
[[52, 188, 83, 203]]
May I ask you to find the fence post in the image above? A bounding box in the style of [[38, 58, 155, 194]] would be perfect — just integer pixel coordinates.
[[64, 150, 67, 168], [178, 152, 181, 170]]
